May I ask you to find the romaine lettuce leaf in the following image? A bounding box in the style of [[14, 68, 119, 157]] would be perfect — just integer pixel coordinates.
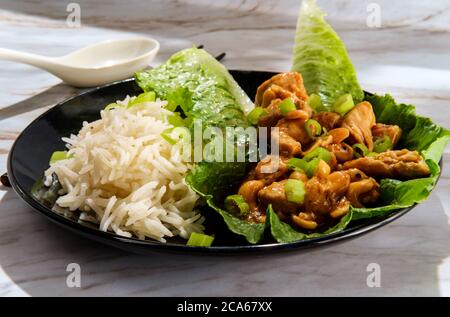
[[136, 48, 264, 243], [186, 162, 266, 244], [292, 0, 364, 106], [350, 94, 449, 221], [136, 47, 254, 128]]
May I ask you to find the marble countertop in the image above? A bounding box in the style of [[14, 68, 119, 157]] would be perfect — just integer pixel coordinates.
[[1, 0, 450, 296]]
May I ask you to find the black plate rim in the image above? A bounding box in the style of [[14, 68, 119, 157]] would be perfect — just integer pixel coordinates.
[[6, 71, 441, 255]]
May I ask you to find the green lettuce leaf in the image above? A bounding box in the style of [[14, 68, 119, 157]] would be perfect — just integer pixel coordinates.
[[186, 162, 266, 244], [136, 47, 254, 128], [292, 0, 364, 106], [350, 94, 449, 221], [136, 48, 264, 243]]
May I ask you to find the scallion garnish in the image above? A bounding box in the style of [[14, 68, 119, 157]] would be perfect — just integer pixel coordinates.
[[305, 119, 322, 138], [224, 195, 250, 216], [128, 91, 156, 107], [373, 136, 393, 153], [284, 179, 306, 204], [352, 143, 369, 158], [187, 233, 215, 247], [49, 151, 70, 164], [279, 98, 297, 116], [247, 107, 268, 125], [303, 147, 332, 164], [307, 93, 324, 112], [333, 94, 355, 116]]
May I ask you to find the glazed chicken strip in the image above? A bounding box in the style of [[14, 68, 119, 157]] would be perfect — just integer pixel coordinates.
[[258, 180, 299, 218], [237, 180, 266, 223], [258, 98, 283, 128], [255, 72, 309, 108], [253, 155, 290, 185], [372, 123, 402, 148], [294, 165, 379, 230], [274, 110, 312, 156], [303, 128, 351, 165], [313, 112, 343, 131], [342, 102, 376, 151], [342, 149, 430, 179]]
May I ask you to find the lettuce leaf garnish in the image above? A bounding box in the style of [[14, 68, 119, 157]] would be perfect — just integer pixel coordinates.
[[136, 48, 265, 243], [292, 0, 364, 106], [136, 47, 254, 128], [186, 161, 266, 244], [350, 94, 450, 220]]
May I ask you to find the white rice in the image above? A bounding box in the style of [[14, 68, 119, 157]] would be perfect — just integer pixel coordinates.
[[44, 97, 204, 242]]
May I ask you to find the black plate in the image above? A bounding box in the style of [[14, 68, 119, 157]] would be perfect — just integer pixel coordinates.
[[7, 70, 437, 255]]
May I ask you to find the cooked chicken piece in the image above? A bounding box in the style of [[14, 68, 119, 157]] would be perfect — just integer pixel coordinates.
[[372, 123, 402, 148], [305, 170, 351, 218], [258, 180, 299, 216], [313, 112, 342, 131], [302, 128, 350, 169], [346, 178, 380, 208], [328, 127, 350, 144], [274, 113, 313, 156], [305, 127, 350, 154], [258, 98, 310, 129], [295, 168, 380, 230], [238, 180, 265, 212], [292, 212, 319, 230], [254, 155, 290, 185], [342, 149, 430, 179], [289, 170, 309, 183], [342, 102, 376, 151], [273, 131, 302, 157], [342, 168, 369, 182], [284, 109, 310, 121], [326, 143, 354, 163], [237, 180, 266, 223], [256, 72, 309, 108], [258, 99, 283, 128]]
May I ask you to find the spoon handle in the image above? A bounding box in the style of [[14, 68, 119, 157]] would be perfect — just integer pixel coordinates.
[[0, 48, 54, 69]]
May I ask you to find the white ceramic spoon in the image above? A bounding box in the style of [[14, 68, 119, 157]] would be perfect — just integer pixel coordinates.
[[0, 37, 160, 87]]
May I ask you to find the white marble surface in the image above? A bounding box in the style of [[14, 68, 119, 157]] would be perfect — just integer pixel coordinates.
[[1, 0, 450, 297]]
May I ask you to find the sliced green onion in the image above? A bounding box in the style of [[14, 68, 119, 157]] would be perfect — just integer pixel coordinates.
[[49, 151, 69, 164], [352, 143, 369, 158], [333, 94, 355, 116], [308, 93, 324, 111], [367, 152, 378, 157], [287, 157, 320, 178], [247, 107, 268, 125], [287, 158, 309, 172], [304, 158, 320, 177], [373, 136, 393, 153], [168, 114, 186, 127], [129, 91, 156, 107], [284, 179, 305, 204], [304, 119, 322, 138], [160, 128, 177, 145], [224, 195, 250, 216], [279, 98, 297, 116], [104, 103, 124, 111], [303, 147, 332, 164], [187, 232, 215, 247]]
